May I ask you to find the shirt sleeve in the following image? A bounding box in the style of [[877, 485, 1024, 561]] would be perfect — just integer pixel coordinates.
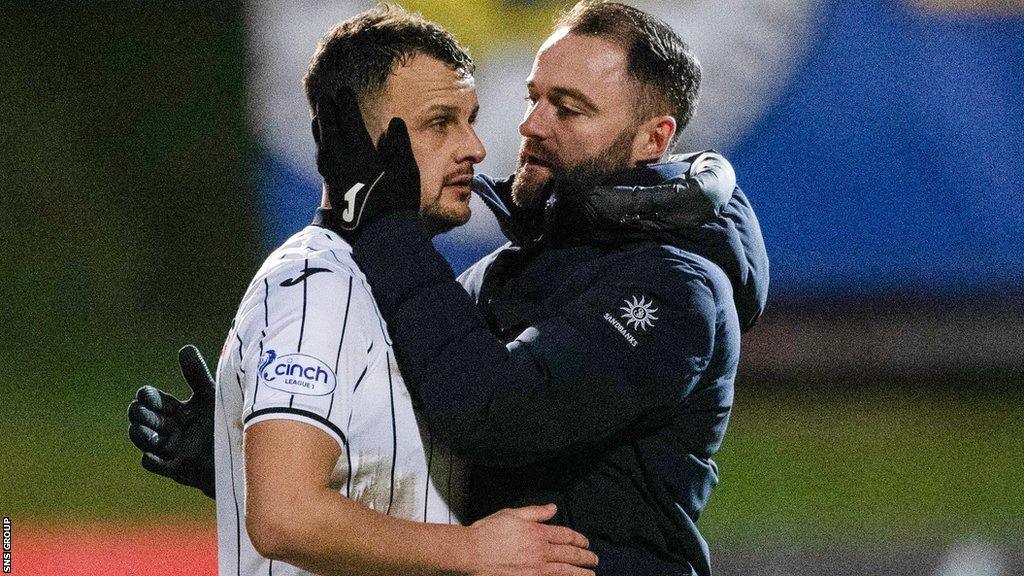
[[236, 259, 371, 451]]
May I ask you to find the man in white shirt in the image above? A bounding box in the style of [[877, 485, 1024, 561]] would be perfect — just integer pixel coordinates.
[[154, 6, 597, 576]]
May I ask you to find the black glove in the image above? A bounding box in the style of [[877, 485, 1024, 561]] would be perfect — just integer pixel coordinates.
[[128, 345, 216, 499], [312, 87, 420, 241]]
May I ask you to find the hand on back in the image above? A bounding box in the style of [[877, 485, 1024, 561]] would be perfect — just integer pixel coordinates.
[[467, 504, 598, 576]]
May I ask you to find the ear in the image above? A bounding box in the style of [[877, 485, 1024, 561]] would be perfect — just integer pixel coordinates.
[[631, 115, 677, 164]]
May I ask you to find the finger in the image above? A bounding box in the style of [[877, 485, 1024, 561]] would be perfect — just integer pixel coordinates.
[[378, 117, 412, 164], [541, 524, 590, 549], [545, 544, 599, 568], [503, 503, 557, 522], [130, 424, 163, 453], [136, 385, 182, 416], [332, 87, 377, 160], [141, 451, 176, 478], [315, 94, 340, 152], [128, 400, 164, 432], [314, 98, 344, 186], [379, 117, 420, 192], [542, 564, 595, 576], [178, 345, 215, 401]]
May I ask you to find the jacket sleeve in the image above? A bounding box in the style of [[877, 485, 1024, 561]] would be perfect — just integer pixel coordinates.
[[353, 212, 717, 467]]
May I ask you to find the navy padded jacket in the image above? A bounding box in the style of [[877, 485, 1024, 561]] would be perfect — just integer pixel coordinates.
[[351, 155, 769, 576]]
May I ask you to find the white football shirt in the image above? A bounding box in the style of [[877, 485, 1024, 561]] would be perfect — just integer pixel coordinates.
[[214, 225, 466, 576]]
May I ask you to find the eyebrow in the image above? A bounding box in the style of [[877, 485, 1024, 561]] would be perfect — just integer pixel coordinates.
[[420, 103, 480, 124], [528, 82, 599, 113], [423, 104, 461, 118]]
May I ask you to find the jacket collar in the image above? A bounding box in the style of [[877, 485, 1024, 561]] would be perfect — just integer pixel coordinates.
[[474, 158, 770, 334], [542, 171, 722, 247], [473, 156, 729, 248]]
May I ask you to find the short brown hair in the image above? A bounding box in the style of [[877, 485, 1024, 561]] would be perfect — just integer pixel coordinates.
[[556, 1, 701, 144], [303, 3, 474, 115]]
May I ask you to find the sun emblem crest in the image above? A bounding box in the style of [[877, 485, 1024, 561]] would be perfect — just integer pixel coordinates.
[[619, 295, 659, 331]]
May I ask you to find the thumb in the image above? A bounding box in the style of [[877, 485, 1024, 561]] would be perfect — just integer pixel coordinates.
[[178, 345, 215, 401], [503, 503, 557, 523], [141, 451, 175, 477]]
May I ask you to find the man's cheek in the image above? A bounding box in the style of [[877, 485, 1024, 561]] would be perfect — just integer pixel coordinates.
[[408, 137, 428, 170], [420, 161, 446, 203]]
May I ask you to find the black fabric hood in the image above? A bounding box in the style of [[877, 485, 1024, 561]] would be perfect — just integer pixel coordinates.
[[473, 157, 769, 332]]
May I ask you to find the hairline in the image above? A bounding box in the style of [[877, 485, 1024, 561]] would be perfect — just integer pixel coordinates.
[[554, 2, 695, 145], [555, 26, 672, 121], [361, 53, 476, 125], [303, 5, 475, 115]]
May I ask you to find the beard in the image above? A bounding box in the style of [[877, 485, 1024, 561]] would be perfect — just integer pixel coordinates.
[[420, 168, 475, 236], [511, 127, 637, 209], [421, 202, 469, 236], [420, 189, 472, 236]]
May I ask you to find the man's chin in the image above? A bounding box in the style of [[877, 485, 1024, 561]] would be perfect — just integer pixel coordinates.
[[511, 166, 551, 209], [422, 204, 471, 237]]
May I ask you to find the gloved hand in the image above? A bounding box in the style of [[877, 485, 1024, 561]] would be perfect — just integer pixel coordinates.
[[681, 150, 735, 213], [127, 345, 216, 499], [312, 87, 420, 241]]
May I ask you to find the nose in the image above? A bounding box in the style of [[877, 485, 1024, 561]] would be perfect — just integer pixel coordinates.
[[519, 100, 550, 140], [459, 125, 487, 165]]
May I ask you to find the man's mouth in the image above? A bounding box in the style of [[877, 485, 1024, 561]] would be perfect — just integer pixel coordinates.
[[443, 173, 474, 200], [521, 152, 553, 170]]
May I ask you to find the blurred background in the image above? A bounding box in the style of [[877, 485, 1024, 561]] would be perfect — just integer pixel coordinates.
[[2, 0, 1021, 574]]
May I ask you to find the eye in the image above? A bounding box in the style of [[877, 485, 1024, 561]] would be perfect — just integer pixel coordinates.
[[429, 117, 453, 133], [556, 104, 581, 119]]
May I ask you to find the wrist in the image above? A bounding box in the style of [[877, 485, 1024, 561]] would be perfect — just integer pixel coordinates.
[[352, 210, 443, 277], [350, 209, 457, 323], [357, 209, 426, 242], [447, 524, 482, 575], [409, 523, 475, 576]]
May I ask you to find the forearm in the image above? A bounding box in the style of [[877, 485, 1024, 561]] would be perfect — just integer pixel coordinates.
[[351, 213, 676, 465], [351, 213, 567, 461], [245, 421, 476, 575], [351, 211, 518, 404], [254, 486, 472, 576]]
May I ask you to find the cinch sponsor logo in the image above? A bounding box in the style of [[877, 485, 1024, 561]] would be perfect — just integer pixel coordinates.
[[259, 350, 337, 396]]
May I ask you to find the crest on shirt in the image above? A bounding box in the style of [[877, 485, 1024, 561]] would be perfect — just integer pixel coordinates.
[[259, 350, 337, 396], [619, 295, 659, 331]]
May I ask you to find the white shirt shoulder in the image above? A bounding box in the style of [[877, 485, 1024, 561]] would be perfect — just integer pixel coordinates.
[[223, 226, 387, 449]]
